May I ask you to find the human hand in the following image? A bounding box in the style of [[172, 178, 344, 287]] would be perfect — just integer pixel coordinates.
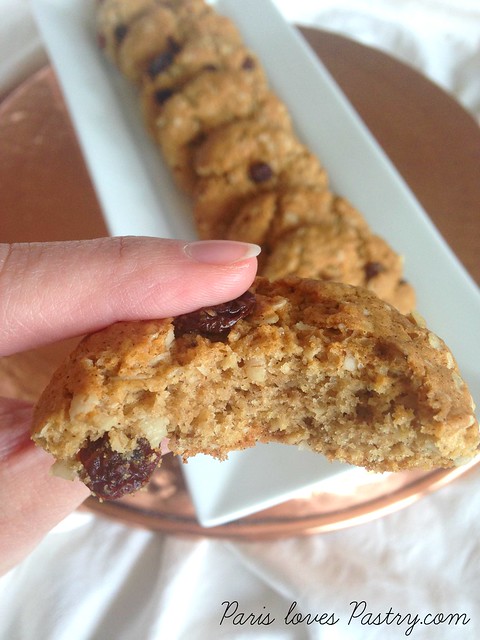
[[0, 236, 259, 575]]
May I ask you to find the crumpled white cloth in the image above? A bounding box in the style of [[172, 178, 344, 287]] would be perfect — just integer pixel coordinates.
[[1, 468, 480, 639], [1, 1, 480, 639], [275, 0, 480, 122]]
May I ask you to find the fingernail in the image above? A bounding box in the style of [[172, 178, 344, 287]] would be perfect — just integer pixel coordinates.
[[184, 240, 261, 265]]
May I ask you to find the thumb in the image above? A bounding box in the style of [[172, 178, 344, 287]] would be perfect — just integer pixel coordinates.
[[0, 237, 259, 355], [0, 398, 90, 575]]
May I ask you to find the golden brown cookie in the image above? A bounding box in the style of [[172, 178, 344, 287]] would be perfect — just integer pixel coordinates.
[[225, 190, 358, 247], [261, 225, 414, 314], [96, 0, 160, 62], [32, 277, 478, 500], [97, 0, 210, 68], [115, 5, 181, 83], [140, 46, 266, 137], [113, 1, 237, 84], [193, 121, 328, 238], [148, 63, 271, 191], [226, 190, 414, 313]]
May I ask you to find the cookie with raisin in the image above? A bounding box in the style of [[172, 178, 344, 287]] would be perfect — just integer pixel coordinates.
[[96, 0, 208, 66], [153, 83, 286, 192], [193, 121, 328, 238], [225, 191, 362, 248], [141, 46, 264, 134], [96, 0, 160, 62], [261, 223, 415, 314], [32, 277, 478, 500], [115, 5, 181, 83]]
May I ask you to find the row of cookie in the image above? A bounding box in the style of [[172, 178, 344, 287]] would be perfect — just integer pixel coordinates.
[[96, 0, 415, 313]]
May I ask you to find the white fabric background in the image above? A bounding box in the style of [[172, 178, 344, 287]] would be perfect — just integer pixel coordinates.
[[1, 1, 480, 639]]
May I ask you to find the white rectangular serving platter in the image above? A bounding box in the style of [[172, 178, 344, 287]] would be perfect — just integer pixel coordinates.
[[31, 0, 480, 527]]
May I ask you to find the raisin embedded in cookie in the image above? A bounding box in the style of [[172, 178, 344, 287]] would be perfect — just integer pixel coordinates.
[[97, 0, 210, 69], [115, 5, 181, 83], [32, 277, 479, 499]]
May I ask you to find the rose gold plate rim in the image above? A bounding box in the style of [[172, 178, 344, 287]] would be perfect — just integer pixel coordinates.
[[2, 46, 479, 540], [83, 459, 479, 540]]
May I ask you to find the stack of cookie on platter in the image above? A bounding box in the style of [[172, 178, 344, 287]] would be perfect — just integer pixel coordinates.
[[96, 0, 415, 314], [29, 0, 479, 501]]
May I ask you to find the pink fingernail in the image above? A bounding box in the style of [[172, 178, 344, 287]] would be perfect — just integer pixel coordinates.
[[184, 240, 261, 265]]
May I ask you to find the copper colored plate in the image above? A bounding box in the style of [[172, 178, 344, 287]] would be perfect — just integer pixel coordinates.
[[1, 29, 479, 539], [84, 455, 479, 539]]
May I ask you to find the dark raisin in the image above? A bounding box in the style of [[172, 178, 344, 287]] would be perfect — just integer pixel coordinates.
[[173, 290, 256, 340], [114, 24, 128, 45], [147, 38, 182, 78], [242, 56, 256, 70], [248, 162, 273, 183], [154, 88, 175, 105], [190, 131, 207, 147], [365, 261, 385, 280], [167, 37, 182, 54], [148, 51, 176, 78], [77, 434, 161, 500]]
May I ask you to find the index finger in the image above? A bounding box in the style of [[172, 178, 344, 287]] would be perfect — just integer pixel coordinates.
[[0, 236, 259, 356]]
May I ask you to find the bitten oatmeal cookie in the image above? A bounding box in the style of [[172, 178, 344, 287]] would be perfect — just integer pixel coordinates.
[[32, 277, 478, 500]]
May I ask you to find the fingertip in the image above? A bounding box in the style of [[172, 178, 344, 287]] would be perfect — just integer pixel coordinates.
[[0, 237, 261, 355], [148, 255, 258, 316]]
